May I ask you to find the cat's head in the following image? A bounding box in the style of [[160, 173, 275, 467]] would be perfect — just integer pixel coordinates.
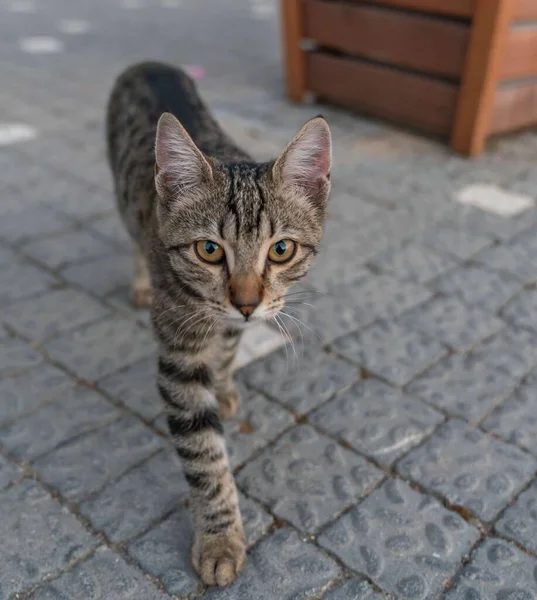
[[154, 112, 331, 327]]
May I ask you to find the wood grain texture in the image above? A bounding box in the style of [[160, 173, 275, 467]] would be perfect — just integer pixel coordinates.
[[353, 0, 475, 18], [451, 0, 514, 156], [501, 25, 537, 80], [304, 0, 469, 78], [280, 0, 307, 101], [491, 82, 537, 133], [307, 52, 457, 134], [513, 0, 537, 21]]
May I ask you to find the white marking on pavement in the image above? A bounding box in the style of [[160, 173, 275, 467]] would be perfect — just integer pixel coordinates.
[[456, 184, 535, 217], [7, 0, 36, 12], [0, 123, 37, 146], [58, 19, 91, 35], [250, 0, 274, 18], [19, 36, 64, 54]]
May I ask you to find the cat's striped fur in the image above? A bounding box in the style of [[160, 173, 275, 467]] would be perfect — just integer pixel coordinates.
[[106, 61, 331, 586]]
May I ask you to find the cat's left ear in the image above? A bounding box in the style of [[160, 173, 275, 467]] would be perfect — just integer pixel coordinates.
[[272, 116, 332, 204], [154, 112, 213, 201]]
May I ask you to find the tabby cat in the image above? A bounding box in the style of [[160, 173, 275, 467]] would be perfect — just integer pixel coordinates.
[[106, 61, 331, 586]]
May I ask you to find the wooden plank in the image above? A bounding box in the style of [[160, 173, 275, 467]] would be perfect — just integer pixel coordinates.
[[490, 82, 537, 133], [501, 26, 537, 80], [450, 0, 514, 156], [513, 0, 537, 21], [280, 0, 307, 101], [304, 0, 469, 78], [307, 52, 457, 134], [355, 0, 475, 18]]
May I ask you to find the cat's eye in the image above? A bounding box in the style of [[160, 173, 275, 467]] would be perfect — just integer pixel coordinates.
[[268, 239, 296, 264], [195, 240, 225, 264]]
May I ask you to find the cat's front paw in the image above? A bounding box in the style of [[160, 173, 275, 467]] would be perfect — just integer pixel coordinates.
[[216, 386, 241, 419], [192, 528, 246, 586]]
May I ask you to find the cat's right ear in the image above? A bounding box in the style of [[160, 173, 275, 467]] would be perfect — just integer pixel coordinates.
[[154, 112, 212, 200]]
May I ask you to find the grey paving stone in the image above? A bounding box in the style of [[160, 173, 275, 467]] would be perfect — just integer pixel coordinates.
[[0, 206, 73, 245], [80, 449, 188, 542], [370, 241, 456, 284], [0, 386, 120, 460], [43, 315, 156, 381], [35, 417, 165, 501], [398, 297, 505, 351], [305, 254, 371, 293], [61, 252, 132, 297], [407, 355, 516, 423], [333, 320, 447, 387], [397, 420, 537, 522], [239, 491, 274, 546], [225, 388, 295, 469], [2, 288, 109, 341], [23, 230, 115, 270], [0, 338, 42, 377], [445, 538, 537, 600], [502, 288, 537, 333], [238, 425, 383, 533], [104, 285, 152, 328], [99, 356, 161, 421], [319, 479, 478, 600], [239, 343, 357, 415], [296, 274, 433, 342], [416, 227, 493, 261], [128, 490, 271, 596], [310, 380, 443, 467], [205, 528, 340, 600], [127, 508, 200, 598], [474, 237, 537, 282], [322, 578, 388, 600], [0, 262, 58, 305], [0, 363, 74, 424], [87, 213, 132, 250], [495, 481, 537, 554], [437, 205, 537, 243], [469, 326, 537, 380], [28, 548, 170, 600], [483, 371, 537, 455], [431, 265, 522, 312], [0, 480, 98, 598], [43, 181, 113, 220], [0, 454, 21, 489], [0, 245, 17, 268]]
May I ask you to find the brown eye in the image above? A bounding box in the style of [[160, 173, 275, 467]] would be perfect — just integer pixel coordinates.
[[195, 240, 225, 264], [268, 239, 296, 264]]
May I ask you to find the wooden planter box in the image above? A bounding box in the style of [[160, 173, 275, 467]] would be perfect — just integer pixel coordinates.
[[281, 0, 537, 156]]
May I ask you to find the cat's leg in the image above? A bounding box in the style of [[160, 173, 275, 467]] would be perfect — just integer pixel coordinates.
[[215, 329, 243, 419], [158, 353, 245, 586], [131, 249, 152, 308]]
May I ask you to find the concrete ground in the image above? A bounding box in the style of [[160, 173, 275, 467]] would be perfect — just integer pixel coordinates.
[[2, 0, 537, 598]]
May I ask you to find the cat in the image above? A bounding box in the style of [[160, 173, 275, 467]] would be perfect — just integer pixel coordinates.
[[106, 61, 331, 586]]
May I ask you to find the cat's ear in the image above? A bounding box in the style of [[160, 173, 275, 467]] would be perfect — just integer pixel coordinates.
[[154, 112, 212, 200], [272, 116, 331, 201]]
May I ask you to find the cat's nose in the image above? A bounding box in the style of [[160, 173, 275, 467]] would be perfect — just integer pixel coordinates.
[[232, 301, 259, 319], [229, 274, 263, 319]]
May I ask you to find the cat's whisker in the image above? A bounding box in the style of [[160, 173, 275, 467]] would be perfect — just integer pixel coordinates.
[[284, 301, 315, 309], [275, 313, 297, 369], [280, 309, 322, 342], [283, 289, 325, 298], [279, 309, 305, 357], [272, 315, 290, 374]]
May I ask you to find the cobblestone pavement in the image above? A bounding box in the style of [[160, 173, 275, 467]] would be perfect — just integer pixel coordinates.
[[2, 1, 537, 599]]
